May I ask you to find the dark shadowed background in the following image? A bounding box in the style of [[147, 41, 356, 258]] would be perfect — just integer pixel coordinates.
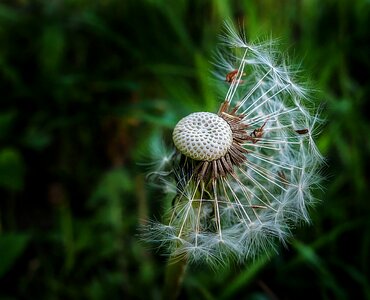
[[0, 0, 369, 299]]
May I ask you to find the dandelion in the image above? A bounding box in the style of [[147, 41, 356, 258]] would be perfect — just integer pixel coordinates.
[[142, 22, 323, 269]]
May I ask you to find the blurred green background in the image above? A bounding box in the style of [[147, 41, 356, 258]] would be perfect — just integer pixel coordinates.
[[0, 0, 369, 299]]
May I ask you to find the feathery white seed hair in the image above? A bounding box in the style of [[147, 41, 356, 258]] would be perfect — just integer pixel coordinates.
[[142, 21, 323, 267]]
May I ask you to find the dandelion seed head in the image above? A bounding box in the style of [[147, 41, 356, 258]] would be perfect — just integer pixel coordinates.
[[141, 21, 324, 268]]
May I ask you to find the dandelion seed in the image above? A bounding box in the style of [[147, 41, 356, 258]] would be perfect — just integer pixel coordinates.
[[142, 22, 323, 268]]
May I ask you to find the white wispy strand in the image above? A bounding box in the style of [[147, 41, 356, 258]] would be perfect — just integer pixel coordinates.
[[141, 22, 323, 268]]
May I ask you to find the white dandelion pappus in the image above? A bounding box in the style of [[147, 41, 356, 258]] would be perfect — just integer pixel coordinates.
[[142, 22, 323, 267]]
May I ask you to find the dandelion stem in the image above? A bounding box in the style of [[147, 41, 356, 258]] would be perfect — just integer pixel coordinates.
[[163, 255, 188, 300]]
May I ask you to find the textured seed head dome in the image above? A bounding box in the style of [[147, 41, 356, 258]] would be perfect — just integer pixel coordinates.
[[173, 112, 233, 161]]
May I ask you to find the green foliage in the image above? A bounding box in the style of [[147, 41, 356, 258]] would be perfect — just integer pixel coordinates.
[[0, 233, 30, 277], [0, 148, 25, 191], [0, 0, 369, 299]]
